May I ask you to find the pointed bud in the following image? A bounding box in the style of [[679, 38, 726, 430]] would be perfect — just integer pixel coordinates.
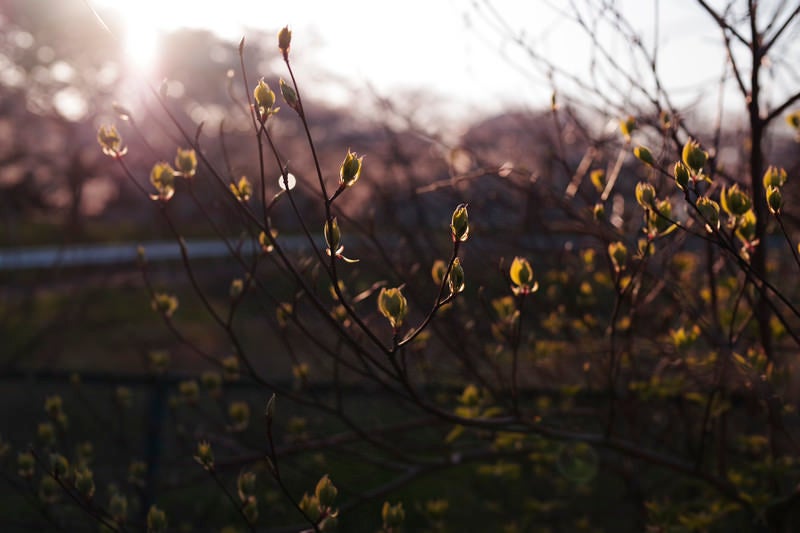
[[315, 475, 338, 508], [696, 196, 720, 231], [674, 162, 690, 190], [278, 26, 292, 58], [762, 166, 787, 188], [324, 217, 341, 253], [608, 242, 627, 272], [194, 441, 214, 471], [509, 256, 538, 295], [682, 138, 708, 173], [97, 125, 126, 157], [279, 78, 299, 112], [736, 210, 757, 243], [147, 505, 168, 533], [635, 182, 656, 208], [447, 257, 465, 295], [230, 176, 252, 202], [633, 146, 654, 166], [174, 148, 197, 178], [766, 185, 783, 214], [593, 202, 605, 220], [150, 162, 176, 201], [253, 78, 276, 118], [450, 204, 469, 242], [619, 116, 636, 140], [720, 184, 752, 217], [339, 149, 363, 188], [377, 287, 408, 329], [382, 501, 406, 528]]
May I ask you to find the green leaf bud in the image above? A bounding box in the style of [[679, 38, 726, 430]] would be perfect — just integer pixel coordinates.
[[222, 355, 240, 381], [230, 278, 244, 299], [766, 185, 783, 214], [696, 196, 720, 231], [633, 146, 654, 166], [315, 474, 338, 508], [450, 203, 470, 242], [447, 257, 465, 295], [200, 371, 222, 398], [253, 78, 276, 117], [674, 162, 690, 190], [230, 176, 252, 202], [147, 505, 168, 533], [151, 292, 179, 317], [238, 471, 257, 501], [607, 242, 627, 272], [382, 501, 406, 528], [682, 138, 708, 172], [178, 380, 199, 404], [635, 182, 656, 208], [194, 441, 214, 471], [74, 467, 95, 499], [339, 149, 363, 188], [619, 116, 636, 140], [762, 165, 787, 188], [37, 422, 56, 447], [228, 401, 250, 431], [279, 78, 299, 111], [39, 476, 60, 504], [324, 217, 342, 253], [736, 210, 757, 244], [278, 26, 292, 58], [509, 256, 538, 295], [149, 162, 176, 201], [720, 184, 752, 217], [17, 452, 35, 478], [377, 287, 408, 329], [97, 125, 126, 157], [299, 493, 322, 523], [174, 148, 197, 178], [109, 493, 128, 523]]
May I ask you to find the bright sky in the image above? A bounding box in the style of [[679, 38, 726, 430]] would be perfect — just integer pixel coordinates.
[[86, 0, 798, 128]]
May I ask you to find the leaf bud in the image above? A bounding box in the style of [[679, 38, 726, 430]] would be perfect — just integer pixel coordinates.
[[324, 217, 341, 253], [509, 256, 538, 295], [635, 182, 656, 208], [762, 165, 787, 188], [174, 148, 197, 178], [593, 202, 605, 220], [447, 257, 465, 295], [674, 162, 690, 190], [238, 471, 257, 501], [339, 149, 363, 188], [450, 204, 470, 242], [149, 162, 176, 201], [279, 78, 299, 112], [720, 184, 752, 217], [17, 452, 35, 478], [696, 196, 720, 231], [431, 259, 446, 286], [619, 116, 636, 140], [590, 169, 606, 193], [278, 26, 292, 58], [315, 474, 338, 508], [194, 441, 214, 471], [633, 146, 654, 166], [97, 125, 126, 157], [766, 185, 783, 214], [253, 78, 276, 117], [682, 138, 708, 172], [74, 467, 95, 499], [607, 242, 627, 272], [147, 505, 168, 533], [382, 501, 406, 528], [377, 287, 408, 329]]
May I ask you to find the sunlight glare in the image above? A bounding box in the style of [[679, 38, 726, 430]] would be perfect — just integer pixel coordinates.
[[122, 13, 159, 71]]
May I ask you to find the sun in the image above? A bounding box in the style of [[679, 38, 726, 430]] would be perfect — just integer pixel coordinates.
[[87, 0, 160, 71]]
